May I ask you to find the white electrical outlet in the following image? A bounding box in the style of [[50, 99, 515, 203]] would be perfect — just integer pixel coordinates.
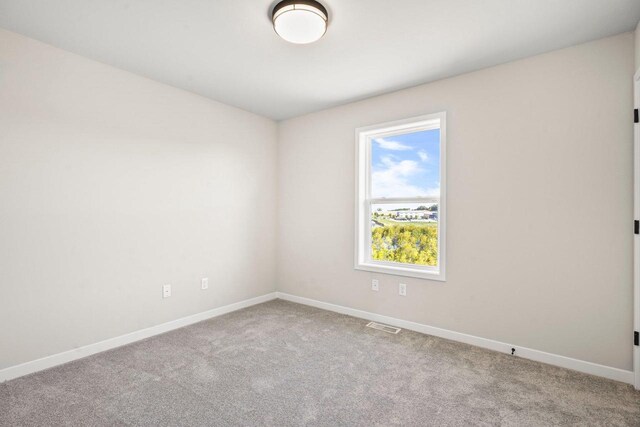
[[201, 278, 209, 290], [163, 284, 171, 298], [399, 283, 407, 296], [371, 279, 379, 291]]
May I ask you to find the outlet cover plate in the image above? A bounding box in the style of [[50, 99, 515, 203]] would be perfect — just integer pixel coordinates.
[[399, 283, 407, 296]]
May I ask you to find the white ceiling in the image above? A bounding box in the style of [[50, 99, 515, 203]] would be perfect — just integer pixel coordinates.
[[1, 0, 639, 120]]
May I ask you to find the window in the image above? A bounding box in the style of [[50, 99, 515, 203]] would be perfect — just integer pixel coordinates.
[[355, 112, 446, 281]]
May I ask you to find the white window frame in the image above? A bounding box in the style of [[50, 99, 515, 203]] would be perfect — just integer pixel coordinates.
[[354, 112, 446, 281]]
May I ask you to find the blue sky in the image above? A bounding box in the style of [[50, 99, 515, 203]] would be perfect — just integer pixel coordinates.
[[371, 129, 440, 199]]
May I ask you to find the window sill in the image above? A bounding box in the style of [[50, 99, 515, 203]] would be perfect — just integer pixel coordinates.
[[355, 262, 446, 282]]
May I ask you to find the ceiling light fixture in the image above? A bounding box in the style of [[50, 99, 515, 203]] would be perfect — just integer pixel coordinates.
[[272, 0, 328, 44]]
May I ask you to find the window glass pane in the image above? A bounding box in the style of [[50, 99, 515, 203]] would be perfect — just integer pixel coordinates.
[[370, 128, 440, 199], [371, 202, 438, 267]]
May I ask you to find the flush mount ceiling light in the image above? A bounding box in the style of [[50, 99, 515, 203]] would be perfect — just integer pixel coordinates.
[[272, 0, 328, 44]]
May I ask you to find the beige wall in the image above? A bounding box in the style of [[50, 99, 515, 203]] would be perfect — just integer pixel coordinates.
[[277, 33, 635, 370], [0, 29, 278, 369]]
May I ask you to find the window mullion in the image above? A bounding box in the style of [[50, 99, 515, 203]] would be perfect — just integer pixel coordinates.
[[368, 197, 440, 204]]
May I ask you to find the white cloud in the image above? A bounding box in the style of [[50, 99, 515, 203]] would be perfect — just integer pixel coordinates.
[[372, 157, 440, 198], [418, 150, 429, 162], [375, 138, 412, 151]]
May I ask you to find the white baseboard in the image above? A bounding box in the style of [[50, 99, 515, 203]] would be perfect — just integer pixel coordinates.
[[2, 291, 633, 386], [0, 292, 278, 383], [276, 292, 634, 385]]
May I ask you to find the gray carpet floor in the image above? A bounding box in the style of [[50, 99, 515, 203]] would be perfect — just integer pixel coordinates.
[[1, 299, 639, 426]]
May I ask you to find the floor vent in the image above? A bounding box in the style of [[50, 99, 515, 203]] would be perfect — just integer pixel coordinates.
[[366, 321, 401, 334]]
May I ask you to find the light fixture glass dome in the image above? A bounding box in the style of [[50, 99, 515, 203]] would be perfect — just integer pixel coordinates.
[[272, 0, 328, 44]]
